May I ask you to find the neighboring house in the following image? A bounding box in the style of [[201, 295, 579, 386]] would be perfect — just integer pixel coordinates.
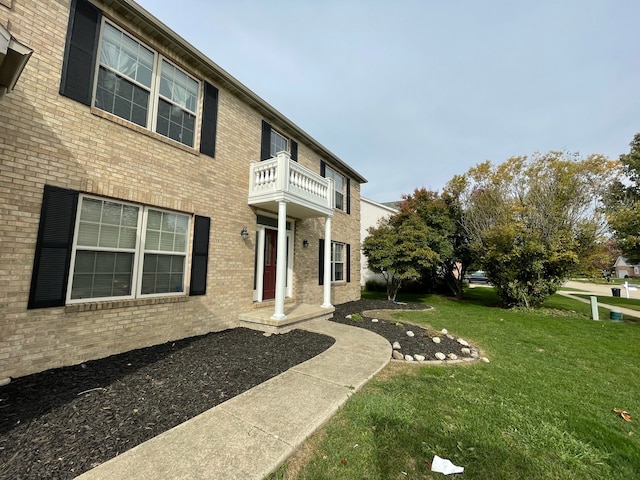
[[360, 197, 399, 288], [613, 256, 640, 278], [0, 0, 366, 382]]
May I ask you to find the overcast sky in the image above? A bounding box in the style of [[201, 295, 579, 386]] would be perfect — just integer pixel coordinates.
[[136, 0, 640, 202]]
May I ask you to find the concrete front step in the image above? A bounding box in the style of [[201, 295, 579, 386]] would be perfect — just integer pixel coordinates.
[[238, 303, 335, 333]]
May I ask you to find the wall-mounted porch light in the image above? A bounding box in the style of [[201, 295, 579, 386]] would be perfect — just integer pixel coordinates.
[[240, 226, 249, 240], [302, 239, 309, 248]]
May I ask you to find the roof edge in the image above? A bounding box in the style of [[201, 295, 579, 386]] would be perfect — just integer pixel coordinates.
[[105, 0, 367, 183]]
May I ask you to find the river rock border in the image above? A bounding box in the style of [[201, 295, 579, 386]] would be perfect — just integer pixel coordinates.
[[361, 309, 491, 365]]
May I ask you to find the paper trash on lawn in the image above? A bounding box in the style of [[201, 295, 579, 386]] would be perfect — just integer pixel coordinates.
[[431, 455, 464, 475]]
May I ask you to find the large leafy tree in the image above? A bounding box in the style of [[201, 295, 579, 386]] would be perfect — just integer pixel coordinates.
[[605, 133, 640, 262], [449, 151, 618, 308]]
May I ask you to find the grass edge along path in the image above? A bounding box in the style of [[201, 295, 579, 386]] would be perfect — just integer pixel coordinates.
[[269, 289, 640, 480]]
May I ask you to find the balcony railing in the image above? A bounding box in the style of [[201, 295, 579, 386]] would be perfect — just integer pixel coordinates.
[[248, 151, 334, 217]]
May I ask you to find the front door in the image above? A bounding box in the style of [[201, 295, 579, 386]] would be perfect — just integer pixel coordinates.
[[262, 228, 277, 300]]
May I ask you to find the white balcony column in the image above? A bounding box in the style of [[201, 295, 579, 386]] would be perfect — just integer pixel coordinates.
[[322, 214, 333, 308], [271, 200, 289, 320]]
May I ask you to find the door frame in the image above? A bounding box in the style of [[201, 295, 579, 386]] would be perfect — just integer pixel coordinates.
[[253, 219, 294, 302]]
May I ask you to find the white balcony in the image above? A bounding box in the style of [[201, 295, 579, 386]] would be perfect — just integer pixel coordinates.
[[248, 151, 334, 219]]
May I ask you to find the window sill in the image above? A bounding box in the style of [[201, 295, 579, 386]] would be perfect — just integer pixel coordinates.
[[65, 295, 189, 313], [90, 107, 200, 156]]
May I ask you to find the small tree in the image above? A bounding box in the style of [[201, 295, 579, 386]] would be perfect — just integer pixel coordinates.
[[362, 215, 438, 301], [396, 188, 472, 297]]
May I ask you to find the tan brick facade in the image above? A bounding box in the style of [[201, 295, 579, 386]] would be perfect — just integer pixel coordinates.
[[0, 0, 364, 380]]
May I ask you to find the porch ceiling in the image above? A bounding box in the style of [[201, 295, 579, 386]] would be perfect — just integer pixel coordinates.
[[249, 197, 332, 220]]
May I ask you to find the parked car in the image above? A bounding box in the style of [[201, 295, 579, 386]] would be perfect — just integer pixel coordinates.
[[465, 270, 489, 283]]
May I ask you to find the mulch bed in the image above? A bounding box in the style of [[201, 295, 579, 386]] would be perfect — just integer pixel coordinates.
[[0, 298, 465, 479], [332, 298, 471, 360]]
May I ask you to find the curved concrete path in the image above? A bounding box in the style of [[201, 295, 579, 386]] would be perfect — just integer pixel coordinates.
[[77, 319, 391, 480], [561, 280, 640, 320]]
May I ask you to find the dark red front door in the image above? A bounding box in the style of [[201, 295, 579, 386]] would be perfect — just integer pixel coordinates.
[[262, 229, 277, 300]]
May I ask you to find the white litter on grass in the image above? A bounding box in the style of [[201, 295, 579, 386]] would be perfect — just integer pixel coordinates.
[[431, 455, 464, 475]]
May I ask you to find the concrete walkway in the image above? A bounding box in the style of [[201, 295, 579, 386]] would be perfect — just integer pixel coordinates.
[[561, 280, 640, 320], [77, 319, 392, 480]]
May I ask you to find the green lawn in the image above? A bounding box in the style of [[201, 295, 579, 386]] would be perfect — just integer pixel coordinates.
[[269, 289, 640, 479]]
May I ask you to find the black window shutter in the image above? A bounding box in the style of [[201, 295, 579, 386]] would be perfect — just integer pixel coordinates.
[[346, 178, 351, 214], [290, 140, 298, 162], [200, 82, 219, 157], [318, 238, 325, 285], [59, 0, 102, 105], [260, 120, 272, 160], [28, 186, 79, 309], [320, 160, 326, 177], [346, 243, 351, 283], [189, 215, 211, 296]]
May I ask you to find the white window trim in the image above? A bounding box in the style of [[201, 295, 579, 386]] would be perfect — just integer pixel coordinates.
[[325, 165, 346, 211], [331, 241, 346, 283], [66, 194, 191, 304], [93, 19, 201, 148], [270, 128, 289, 158]]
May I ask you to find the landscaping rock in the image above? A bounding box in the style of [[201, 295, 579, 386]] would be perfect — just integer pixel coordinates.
[[405, 355, 414, 362], [406, 331, 415, 337], [457, 338, 469, 347], [392, 350, 405, 360], [435, 352, 446, 360], [432, 337, 441, 344], [392, 341, 401, 350], [481, 357, 490, 363], [415, 355, 425, 362], [448, 353, 458, 360], [461, 348, 471, 355], [441, 328, 448, 335], [371, 318, 379, 323]]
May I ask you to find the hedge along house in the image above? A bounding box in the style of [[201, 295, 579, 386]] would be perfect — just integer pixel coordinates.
[[0, 0, 366, 382]]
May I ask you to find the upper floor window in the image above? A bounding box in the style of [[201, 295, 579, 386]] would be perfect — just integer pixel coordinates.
[[324, 165, 345, 210], [261, 120, 298, 161], [94, 22, 199, 147], [270, 129, 289, 157]]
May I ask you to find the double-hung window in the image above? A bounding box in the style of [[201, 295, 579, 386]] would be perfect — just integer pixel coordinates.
[[324, 166, 346, 211], [68, 195, 190, 302], [260, 120, 297, 161], [94, 21, 199, 147], [331, 242, 345, 282], [270, 129, 289, 157]]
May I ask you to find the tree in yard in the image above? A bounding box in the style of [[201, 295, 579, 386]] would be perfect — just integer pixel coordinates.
[[395, 188, 472, 297], [450, 151, 619, 308], [605, 133, 640, 263], [362, 214, 439, 301]]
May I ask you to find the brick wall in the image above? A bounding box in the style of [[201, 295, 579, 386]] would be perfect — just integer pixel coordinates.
[[0, 0, 362, 380]]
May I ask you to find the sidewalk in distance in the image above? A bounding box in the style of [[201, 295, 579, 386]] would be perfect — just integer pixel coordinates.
[[561, 280, 640, 320]]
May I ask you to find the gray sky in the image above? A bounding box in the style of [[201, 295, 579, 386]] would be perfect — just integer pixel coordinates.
[[136, 0, 640, 202]]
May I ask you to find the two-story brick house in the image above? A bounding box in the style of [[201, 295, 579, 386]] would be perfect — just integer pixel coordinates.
[[0, 0, 366, 382]]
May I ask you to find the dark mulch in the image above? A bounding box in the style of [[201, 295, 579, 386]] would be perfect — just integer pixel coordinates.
[[0, 298, 464, 479], [332, 298, 470, 360]]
